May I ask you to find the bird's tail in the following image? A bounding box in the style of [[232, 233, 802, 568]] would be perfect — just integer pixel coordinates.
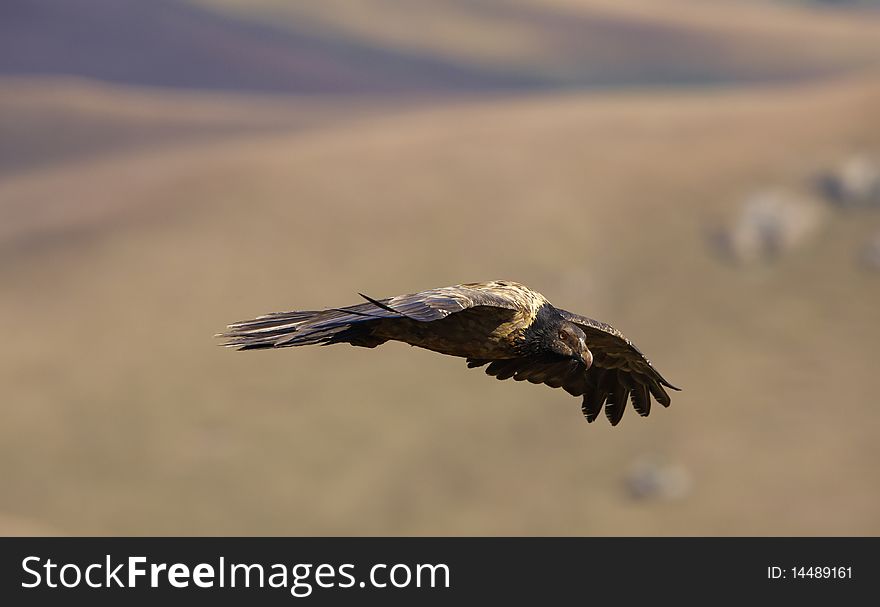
[[218, 299, 396, 350]]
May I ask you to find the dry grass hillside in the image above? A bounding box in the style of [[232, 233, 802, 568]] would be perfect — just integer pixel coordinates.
[[2, 73, 879, 535], [5, 0, 880, 93], [192, 0, 880, 84], [0, 77, 401, 176], [1, 0, 529, 93]]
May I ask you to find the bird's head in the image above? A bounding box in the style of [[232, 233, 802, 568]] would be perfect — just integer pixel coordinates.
[[549, 320, 592, 368]]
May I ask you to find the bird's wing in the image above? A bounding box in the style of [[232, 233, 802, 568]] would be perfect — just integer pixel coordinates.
[[558, 308, 680, 425], [467, 310, 679, 426], [220, 281, 543, 349]]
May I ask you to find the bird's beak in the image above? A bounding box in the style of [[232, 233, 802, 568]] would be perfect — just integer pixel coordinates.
[[577, 339, 592, 369]]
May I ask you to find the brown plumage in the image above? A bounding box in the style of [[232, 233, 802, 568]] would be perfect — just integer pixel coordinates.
[[219, 280, 679, 426]]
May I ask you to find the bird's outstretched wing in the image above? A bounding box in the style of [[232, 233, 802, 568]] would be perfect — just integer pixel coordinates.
[[467, 309, 679, 426], [220, 281, 544, 350]]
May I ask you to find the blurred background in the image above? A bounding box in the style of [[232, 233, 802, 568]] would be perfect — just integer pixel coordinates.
[[2, 0, 880, 536]]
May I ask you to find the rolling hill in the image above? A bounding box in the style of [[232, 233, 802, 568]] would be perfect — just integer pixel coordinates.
[[0, 76, 408, 175], [0, 0, 543, 94], [191, 0, 880, 86], [3, 0, 880, 96]]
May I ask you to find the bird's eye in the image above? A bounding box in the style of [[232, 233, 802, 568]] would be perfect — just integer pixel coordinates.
[[558, 330, 567, 340]]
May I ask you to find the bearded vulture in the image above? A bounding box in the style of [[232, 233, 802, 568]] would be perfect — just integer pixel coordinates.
[[219, 281, 679, 426]]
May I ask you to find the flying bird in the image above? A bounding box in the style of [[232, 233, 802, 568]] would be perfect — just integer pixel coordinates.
[[219, 281, 679, 426]]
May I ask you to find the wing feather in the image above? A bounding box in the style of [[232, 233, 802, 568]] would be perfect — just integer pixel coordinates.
[[485, 359, 530, 381], [605, 374, 630, 426], [632, 383, 651, 417]]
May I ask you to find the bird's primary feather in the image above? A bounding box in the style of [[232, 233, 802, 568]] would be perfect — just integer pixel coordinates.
[[219, 281, 679, 426]]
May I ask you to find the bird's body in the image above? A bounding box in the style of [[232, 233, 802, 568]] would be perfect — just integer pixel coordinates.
[[220, 281, 679, 425], [371, 308, 520, 359], [369, 282, 548, 359]]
